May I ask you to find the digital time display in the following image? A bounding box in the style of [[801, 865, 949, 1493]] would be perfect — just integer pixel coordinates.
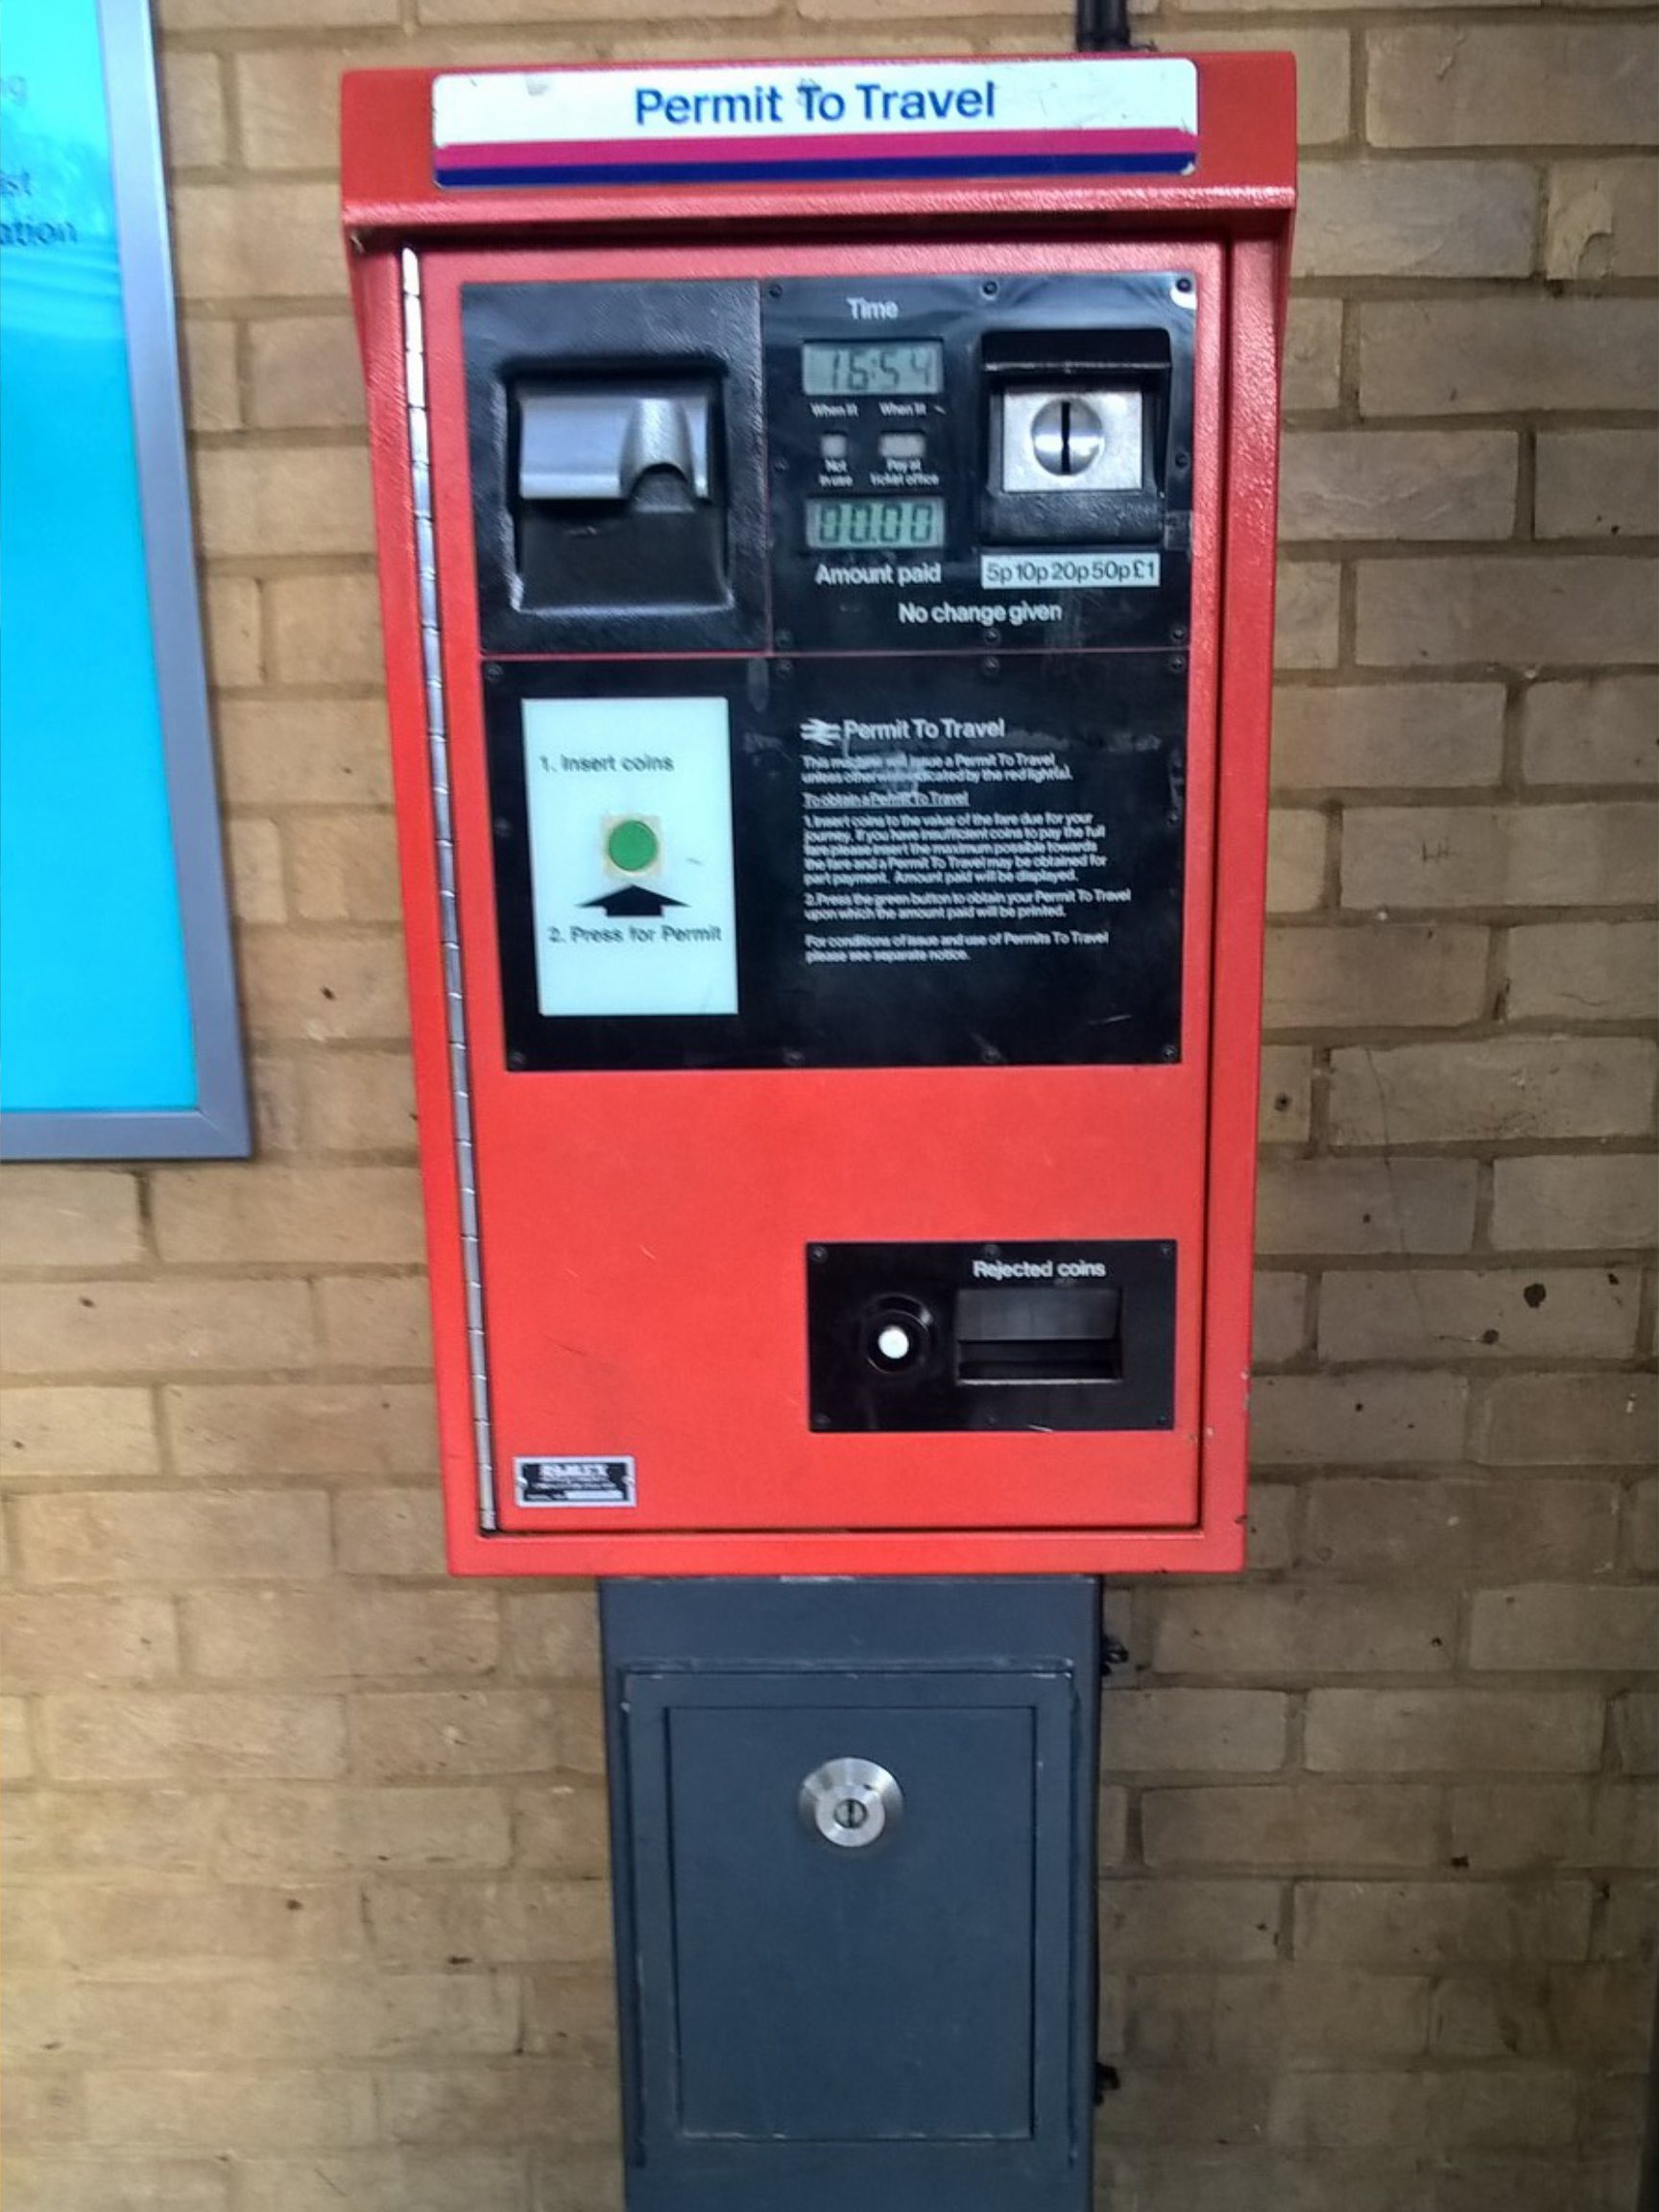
[[805, 497, 947, 551], [802, 342, 944, 397]]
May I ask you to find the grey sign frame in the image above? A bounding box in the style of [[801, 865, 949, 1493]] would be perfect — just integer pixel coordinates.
[[1, 0, 250, 1161]]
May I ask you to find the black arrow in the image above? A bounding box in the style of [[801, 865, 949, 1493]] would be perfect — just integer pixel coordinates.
[[581, 884, 686, 919]]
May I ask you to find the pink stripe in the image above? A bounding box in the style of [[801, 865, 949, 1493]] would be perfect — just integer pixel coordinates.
[[437, 126, 1198, 170]]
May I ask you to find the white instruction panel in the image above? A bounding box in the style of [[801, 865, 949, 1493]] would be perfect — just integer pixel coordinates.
[[521, 697, 739, 1018]]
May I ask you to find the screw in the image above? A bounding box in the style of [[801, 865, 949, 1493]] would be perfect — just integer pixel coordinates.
[[484, 662, 504, 683], [981, 279, 999, 298]]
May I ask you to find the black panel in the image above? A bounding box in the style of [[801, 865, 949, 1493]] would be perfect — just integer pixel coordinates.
[[762, 272, 1194, 656], [462, 279, 768, 655], [601, 1577, 1099, 2212], [484, 655, 1185, 1070], [806, 1239, 1177, 1432]]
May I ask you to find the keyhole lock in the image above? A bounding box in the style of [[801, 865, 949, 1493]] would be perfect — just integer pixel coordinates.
[[1029, 396, 1105, 478], [800, 1758, 903, 1850]]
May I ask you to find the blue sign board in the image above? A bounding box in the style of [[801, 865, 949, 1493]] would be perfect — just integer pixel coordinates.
[[0, 0, 248, 1157]]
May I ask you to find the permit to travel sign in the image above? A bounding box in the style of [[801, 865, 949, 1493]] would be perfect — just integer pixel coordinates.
[[433, 58, 1199, 189]]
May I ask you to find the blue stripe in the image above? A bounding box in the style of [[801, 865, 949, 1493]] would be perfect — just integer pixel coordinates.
[[436, 148, 1196, 188]]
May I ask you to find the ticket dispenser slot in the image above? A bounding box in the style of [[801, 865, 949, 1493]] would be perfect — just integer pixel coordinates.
[[463, 277, 768, 656], [513, 374, 727, 613]]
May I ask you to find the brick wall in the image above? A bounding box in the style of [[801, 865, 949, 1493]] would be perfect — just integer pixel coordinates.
[[2, 2, 1655, 2206]]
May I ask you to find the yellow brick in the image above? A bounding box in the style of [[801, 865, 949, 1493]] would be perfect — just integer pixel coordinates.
[[236, 2152, 530, 2212], [1544, 158, 1659, 281], [1475, 1372, 1657, 1467], [1257, 1157, 1479, 1256], [160, 50, 228, 168], [160, 0, 396, 20], [1470, 1585, 1659, 1672], [1522, 677, 1658, 787], [515, 1782, 610, 1875], [1284, 298, 1342, 415], [316, 1275, 433, 1366], [43, 1692, 347, 1782], [1359, 298, 1659, 416], [377, 2060, 614, 2147], [196, 445, 373, 559], [1297, 160, 1534, 279], [12, 1490, 332, 1586], [520, 1969, 618, 2062], [0, 1169, 143, 1268], [154, 1164, 422, 1265], [248, 316, 366, 430], [203, 575, 263, 688], [1276, 562, 1340, 671], [211, 1785, 512, 1875], [47, 1971, 517, 2065], [236, 49, 360, 171], [0, 1279, 313, 1378], [1273, 683, 1505, 793], [355, 1690, 567, 1780], [1343, 803, 1656, 910], [1253, 1270, 1309, 1365], [1330, 1037, 1656, 1146], [1357, 558, 1659, 669], [240, 930, 409, 1043], [334, 1486, 447, 1575], [218, 698, 391, 808], [1, 2072, 84, 2145], [535, 2148, 623, 2212], [4, 1787, 218, 1877], [288, 813, 404, 923], [367, 1876, 613, 1968], [1506, 920, 1657, 1022], [2, 1596, 179, 1686], [1259, 1046, 1314, 1143], [1306, 1689, 1601, 1774], [1281, 431, 1517, 543], [49, 1879, 361, 1969], [2, 1695, 35, 1781], [1320, 1268, 1640, 1364], [165, 1381, 437, 1477], [1150, 1587, 1454, 1677], [1536, 432, 1659, 541], [1265, 810, 1327, 914], [85, 2070, 375, 2152], [1252, 1371, 1469, 1464], [267, 571, 385, 687], [301, 1052, 419, 1152], [172, 182, 344, 302], [4, 2159, 229, 2212], [249, 1056, 305, 1154], [181, 1585, 497, 1680], [1263, 923, 1489, 1030], [226, 816, 287, 925], [180, 319, 239, 433], [503, 1592, 601, 1679], [1491, 1155, 1658, 1253], [1367, 25, 1657, 148]]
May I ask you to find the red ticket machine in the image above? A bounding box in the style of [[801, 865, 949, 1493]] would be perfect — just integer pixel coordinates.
[[343, 52, 1295, 1582], [340, 52, 1300, 1583], [345, 53, 1294, 2212]]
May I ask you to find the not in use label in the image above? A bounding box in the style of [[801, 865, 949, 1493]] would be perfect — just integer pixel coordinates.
[[515, 1456, 637, 1508]]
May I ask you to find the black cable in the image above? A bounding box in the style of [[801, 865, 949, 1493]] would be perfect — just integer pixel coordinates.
[[1075, 0, 1132, 52]]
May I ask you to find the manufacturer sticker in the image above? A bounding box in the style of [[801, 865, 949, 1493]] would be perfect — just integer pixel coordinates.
[[515, 1456, 637, 1508], [434, 59, 1199, 189]]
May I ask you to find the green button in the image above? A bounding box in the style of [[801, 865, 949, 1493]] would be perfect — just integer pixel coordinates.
[[606, 817, 661, 875]]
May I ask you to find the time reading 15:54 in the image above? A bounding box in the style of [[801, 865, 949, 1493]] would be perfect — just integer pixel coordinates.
[[802, 342, 943, 397]]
